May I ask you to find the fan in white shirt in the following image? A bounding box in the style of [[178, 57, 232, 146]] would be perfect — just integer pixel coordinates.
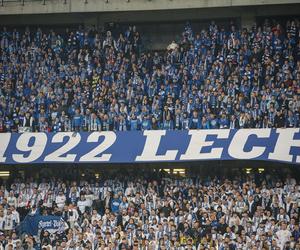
[[91, 209, 101, 223], [10, 207, 20, 226], [68, 204, 79, 229], [6, 192, 17, 208], [55, 191, 66, 210], [43, 190, 55, 208], [77, 195, 90, 214], [17, 190, 28, 208], [4, 209, 16, 231], [276, 222, 292, 250]]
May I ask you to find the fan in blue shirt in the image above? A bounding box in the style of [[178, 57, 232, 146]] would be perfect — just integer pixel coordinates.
[[111, 194, 121, 213]]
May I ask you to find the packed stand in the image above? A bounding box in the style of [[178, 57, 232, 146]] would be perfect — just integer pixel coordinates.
[[0, 19, 300, 132], [0, 170, 298, 249]]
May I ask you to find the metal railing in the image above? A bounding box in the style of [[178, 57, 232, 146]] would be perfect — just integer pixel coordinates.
[[0, 0, 149, 7], [1, 0, 45, 5], [0, 0, 58, 6], [0, 0, 142, 5]]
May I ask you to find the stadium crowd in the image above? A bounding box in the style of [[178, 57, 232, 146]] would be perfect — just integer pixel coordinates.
[[0, 18, 300, 132], [0, 169, 298, 249]]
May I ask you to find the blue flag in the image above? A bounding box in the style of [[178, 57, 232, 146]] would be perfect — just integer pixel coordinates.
[[17, 214, 66, 236]]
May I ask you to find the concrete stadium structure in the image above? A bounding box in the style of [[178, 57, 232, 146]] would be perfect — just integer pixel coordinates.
[[0, 0, 300, 49], [0, 0, 300, 26]]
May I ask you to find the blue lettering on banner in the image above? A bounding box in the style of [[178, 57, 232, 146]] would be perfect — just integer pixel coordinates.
[[0, 129, 299, 164]]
